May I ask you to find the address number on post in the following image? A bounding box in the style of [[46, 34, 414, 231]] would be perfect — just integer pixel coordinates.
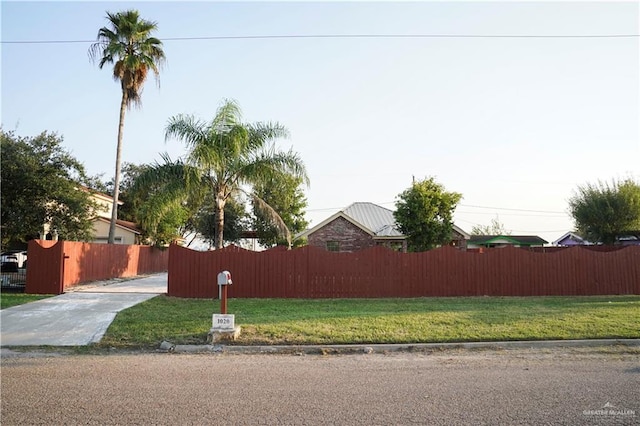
[[212, 314, 235, 330]]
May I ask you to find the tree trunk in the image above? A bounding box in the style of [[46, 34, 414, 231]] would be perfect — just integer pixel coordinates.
[[108, 91, 127, 244], [214, 195, 225, 249]]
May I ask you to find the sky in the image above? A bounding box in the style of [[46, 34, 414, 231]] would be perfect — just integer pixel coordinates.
[[2, 1, 639, 245]]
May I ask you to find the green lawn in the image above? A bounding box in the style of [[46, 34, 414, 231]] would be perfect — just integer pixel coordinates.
[[100, 295, 640, 348], [0, 293, 53, 309]]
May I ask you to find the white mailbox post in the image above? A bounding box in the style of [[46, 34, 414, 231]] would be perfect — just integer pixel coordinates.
[[212, 270, 235, 334]]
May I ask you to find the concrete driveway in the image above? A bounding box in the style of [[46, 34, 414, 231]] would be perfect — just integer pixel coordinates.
[[0, 273, 167, 346]]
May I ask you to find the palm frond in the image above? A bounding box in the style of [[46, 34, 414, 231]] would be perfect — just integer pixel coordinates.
[[165, 115, 207, 148], [131, 156, 196, 233], [211, 99, 242, 131], [238, 147, 309, 188], [165, 115, 225, 173], [251, 192, 292, 248], [246, 122, 290, 151]]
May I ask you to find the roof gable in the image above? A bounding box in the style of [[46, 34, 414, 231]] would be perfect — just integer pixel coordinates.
[[452, 224, 470, 239], [342, 202, 404, 237], [552, 232, 588, 246], [299, 202, 403, 239], [94, 217, 141, 235]]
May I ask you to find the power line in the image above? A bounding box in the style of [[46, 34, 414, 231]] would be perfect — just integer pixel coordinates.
[[307, 202, 567, 215], [456, 211, 567, 218], [455, 218, 568, 233], [3, 33, 639, 44], [457, 204, 565, 214]]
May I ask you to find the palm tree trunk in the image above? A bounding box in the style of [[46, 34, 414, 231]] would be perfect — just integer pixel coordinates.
[[214, 196, 225, 249], [108, 91, 127, 244]]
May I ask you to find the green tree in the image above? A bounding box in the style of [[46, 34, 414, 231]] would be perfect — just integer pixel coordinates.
[[139, 99, 308, 249], [196, 196, 249, 248], [569, 178, 640, 244], [123, 157, 198, 246], [89, 9, 165, 244], [394, 177, 462, 252], [251, 175, 309, 248], [471, 217, 511, 235], [103, 162, 149, 222], [1, 130, 97, 247], [99, 162, 195, 246]]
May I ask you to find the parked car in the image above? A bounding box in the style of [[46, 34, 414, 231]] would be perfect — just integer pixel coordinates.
[[1, 251, 27, 269]]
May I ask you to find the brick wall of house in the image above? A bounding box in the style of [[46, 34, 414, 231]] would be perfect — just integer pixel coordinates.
[[451, 229, 468, 250], [308, 217, 375, 252]]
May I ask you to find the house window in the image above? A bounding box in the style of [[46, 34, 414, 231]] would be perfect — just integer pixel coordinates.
[[326, 241, 340, 252]]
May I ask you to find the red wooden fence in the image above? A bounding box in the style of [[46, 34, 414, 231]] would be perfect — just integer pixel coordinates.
[[26, 240, 169, 294], [168, 244, 640, 298], [24, 240, 65, 294]]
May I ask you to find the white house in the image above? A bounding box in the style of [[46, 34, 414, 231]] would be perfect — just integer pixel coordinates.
[[40, 189, 141, 245]]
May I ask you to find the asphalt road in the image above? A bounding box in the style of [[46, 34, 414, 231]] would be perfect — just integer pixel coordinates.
[[2, 347, 638, 425]]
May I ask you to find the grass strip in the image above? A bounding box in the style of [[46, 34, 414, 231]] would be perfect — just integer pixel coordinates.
[[99, 295, 640, 348], [0, 293, 53, 309]]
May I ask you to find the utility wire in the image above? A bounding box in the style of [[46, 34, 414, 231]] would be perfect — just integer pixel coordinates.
[[458, 204, 565, 214], [307, 203, 567, 215], [456, 211, 568, 217], [3, 33, 639, 44], [454, 218, 568, 234]]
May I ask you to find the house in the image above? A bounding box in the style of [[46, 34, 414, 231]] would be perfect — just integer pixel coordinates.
[[467, 235, 548, 249], [87, 191, 141, 245], [90, 217, 141, 245], [40, 190, 141, 245], [616, 231, 640, 246], [299, 202, 469, 252], [552, 232, 591, 246], [553, 230, 640, 246]]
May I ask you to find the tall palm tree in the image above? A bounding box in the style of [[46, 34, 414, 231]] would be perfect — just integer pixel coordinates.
[[139, 99, 308, 249], [89, 10, 165, 244]]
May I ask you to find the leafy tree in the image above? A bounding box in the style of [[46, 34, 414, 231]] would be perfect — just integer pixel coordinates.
[[1, 130, 97, 247], [122, 157, 199, 246], [471, 217, 511, 235], [153, 99, 308, 249], [89, 9, 165, 244], [568, 178, 640, 244], [98, 162, 195, 246], [394, 177, 462, 252], [251, 175, 309, 248], [103, 162, 149, 222]]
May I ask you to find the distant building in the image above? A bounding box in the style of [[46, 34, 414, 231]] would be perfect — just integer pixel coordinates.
[[552, 231, 640, 246], [40, 189, 141, 245], [552, 232, 591, 246], [299, 202, 469, 252], [88, 191, 141, 245], [614, 231, 640, 246], [467, 235, 547, 249]]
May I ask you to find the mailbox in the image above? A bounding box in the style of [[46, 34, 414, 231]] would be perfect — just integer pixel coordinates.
[[217, 270, 232, 285]]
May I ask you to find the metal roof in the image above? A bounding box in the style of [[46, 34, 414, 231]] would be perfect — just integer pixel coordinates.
[[342, 202, 404, 237], [298, 201, 469, 241], [468, 235, 548, 245]]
